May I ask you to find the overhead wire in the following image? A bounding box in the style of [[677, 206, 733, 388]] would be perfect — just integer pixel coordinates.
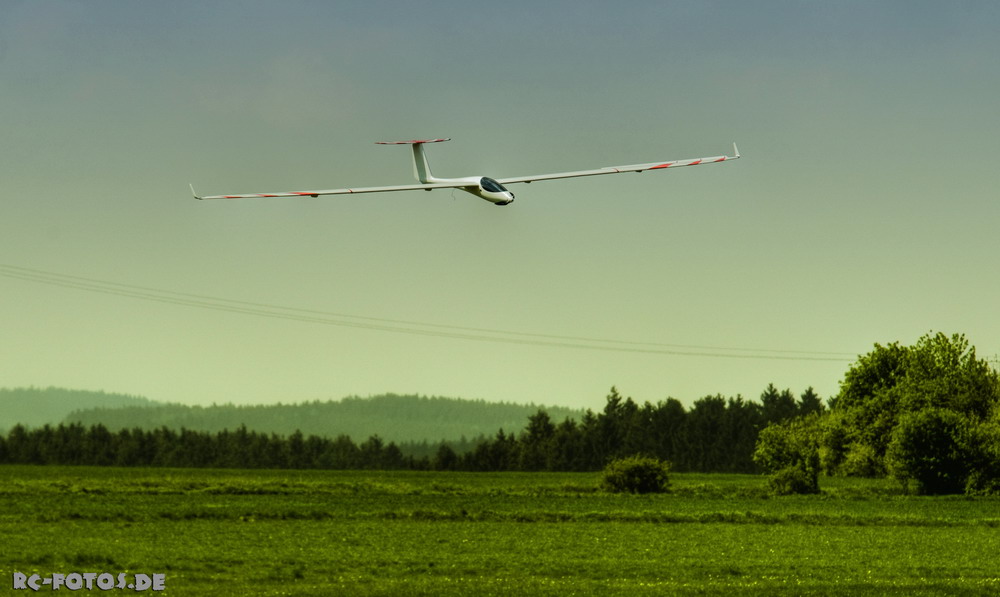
[[0, 263, 856, 362]]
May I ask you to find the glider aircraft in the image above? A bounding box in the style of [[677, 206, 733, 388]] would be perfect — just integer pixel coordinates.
[[191, 139, 740, 206]]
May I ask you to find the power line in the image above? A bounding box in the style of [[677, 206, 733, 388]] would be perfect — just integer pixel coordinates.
[[0, 263, 856, 362], [0, 263, 853, 357]]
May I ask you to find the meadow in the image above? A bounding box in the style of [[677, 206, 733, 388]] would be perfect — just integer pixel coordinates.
[[2, 466, 999, 595]]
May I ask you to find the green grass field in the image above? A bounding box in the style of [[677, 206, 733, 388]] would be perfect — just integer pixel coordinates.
[[2, 466, 999, 595]]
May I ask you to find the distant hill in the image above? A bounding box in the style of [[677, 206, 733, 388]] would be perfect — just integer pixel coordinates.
[[64, 394, 586, 444], [0, 387, 156, 432]]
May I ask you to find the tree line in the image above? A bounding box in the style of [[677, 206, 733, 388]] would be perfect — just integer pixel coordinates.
[[453, 385, 822, 472], [0, 424, 416, 470], [0, 384, 822, 472]]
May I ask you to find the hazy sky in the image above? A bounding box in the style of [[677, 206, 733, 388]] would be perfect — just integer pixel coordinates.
[[2, 1, 998, 411]]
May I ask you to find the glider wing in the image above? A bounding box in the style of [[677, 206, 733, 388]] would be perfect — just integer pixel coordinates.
[[190, 181, 468, 200], [496, 144, 740, 185]]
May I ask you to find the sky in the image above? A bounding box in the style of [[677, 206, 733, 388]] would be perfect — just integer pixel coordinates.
[[2, 1, 998, 412]]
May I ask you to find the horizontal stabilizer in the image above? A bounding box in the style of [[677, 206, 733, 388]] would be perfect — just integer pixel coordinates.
[[375, 138, 450, 145]]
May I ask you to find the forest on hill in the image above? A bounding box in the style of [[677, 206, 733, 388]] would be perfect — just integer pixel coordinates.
[[0, 387, 154, 432], [64, 394, 586, 444]]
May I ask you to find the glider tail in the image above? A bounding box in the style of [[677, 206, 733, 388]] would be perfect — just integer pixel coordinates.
[[375, 138, 450, 184], [411, 143, 439, 183]]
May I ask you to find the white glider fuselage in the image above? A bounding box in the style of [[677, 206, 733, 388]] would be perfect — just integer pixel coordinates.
[[438, 176, 514, 205], [397, 139, 515, 205]]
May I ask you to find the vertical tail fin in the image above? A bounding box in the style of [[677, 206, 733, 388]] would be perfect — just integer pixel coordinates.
[[375, 138, 450, 184], [411, 142, 437, 183]]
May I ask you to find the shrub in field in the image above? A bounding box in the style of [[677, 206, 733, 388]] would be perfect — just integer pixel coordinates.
[[753, 414, 821, 495], [887, 408, 978, 495], [767, 466, 819, 496], [600, 456, 671, 494]]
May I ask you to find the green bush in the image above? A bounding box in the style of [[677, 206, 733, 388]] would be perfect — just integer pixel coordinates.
[[886, 408, 975, 495], [753, 414, 821, 495], [600, 456, 671, 494], [768, 466, 820, 495]]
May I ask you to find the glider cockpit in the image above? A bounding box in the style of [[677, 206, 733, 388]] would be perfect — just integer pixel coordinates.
[[476, 177, 514, 205]]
